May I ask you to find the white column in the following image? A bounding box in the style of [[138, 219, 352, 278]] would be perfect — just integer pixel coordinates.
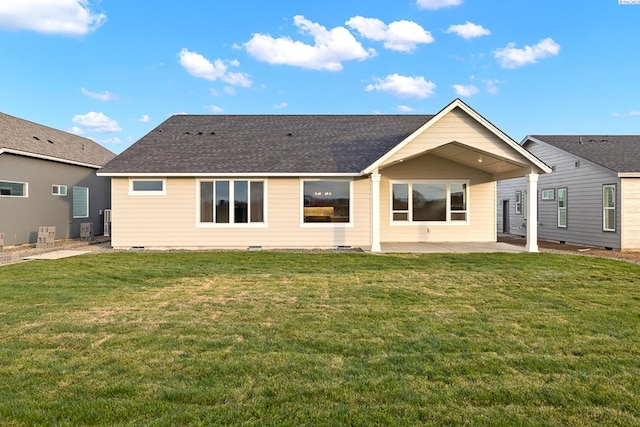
[[371, 173, 381, 253], [526, 173, 539, 252]]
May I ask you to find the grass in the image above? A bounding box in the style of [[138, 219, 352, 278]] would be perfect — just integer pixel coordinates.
[[0, 251, 639, 426]]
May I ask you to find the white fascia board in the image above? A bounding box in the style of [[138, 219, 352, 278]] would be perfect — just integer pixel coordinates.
[[618, 172, 640, 178], [96, 171, 363, 177], [363, 99, 552, 175], [0, 148, 102, 169]]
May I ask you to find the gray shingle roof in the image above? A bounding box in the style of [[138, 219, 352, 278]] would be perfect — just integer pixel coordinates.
[[0, 112, 115, 167], [99, 114, 434, 174], [528, 135, 640, 173]]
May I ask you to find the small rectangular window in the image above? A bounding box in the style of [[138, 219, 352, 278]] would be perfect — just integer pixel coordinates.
[[130, 179, 165, 195], [603, 185, 616, 232], [557, 188, 567, 228], [515, 191, 522, 214], [542, 189, 555, 200], [52, 185, 67, 196], [73, 186, 89, 218], [0, 180, 27, 197]]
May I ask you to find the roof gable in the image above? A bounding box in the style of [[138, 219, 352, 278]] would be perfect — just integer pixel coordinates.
[[525, 135, 640, 174], [0, 112, 115, 167], [99, 114, 433, 175]]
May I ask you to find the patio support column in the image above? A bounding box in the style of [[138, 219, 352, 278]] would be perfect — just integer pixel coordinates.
[[526, 173, 539, 252], [371, 173, 381, 253]]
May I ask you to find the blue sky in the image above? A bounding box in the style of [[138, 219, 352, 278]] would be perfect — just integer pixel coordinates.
[[1, 0, 639, 154]]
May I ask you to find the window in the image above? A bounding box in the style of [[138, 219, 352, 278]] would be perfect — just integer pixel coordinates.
[[199, 180, 264, 225], [391, 181, 468, 223], [52, 185, 67, 196], [557, 187, 567, 228], [0, 180, 27, 197], [515, 191, 522, 214], [542, 189, 555, 200], [130, 179, 165, 195], [73, 186, 89, 218], [603, 184, 616, 232], [303, 180, 350, 223]]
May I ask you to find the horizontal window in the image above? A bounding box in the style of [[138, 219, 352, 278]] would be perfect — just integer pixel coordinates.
[[303, 180, 351, 224], [391, 181, 468, 223], [541, 189, 555, 200], [52, 185, 67, 196], [199, 180, 265, 225], [0, 180, 27, 197], [129, 179, 165, 195]]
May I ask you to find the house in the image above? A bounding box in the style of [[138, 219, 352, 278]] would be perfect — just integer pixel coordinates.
[[0, 112, 115, 246], [497, 135, 640, 250], [97, 99, 550, 252]]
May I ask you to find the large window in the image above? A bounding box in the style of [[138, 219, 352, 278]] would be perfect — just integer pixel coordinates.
[[391, 181, 468, 223], [200, 180, 264, 225], [0, 180, 27, 197], [73, 186, 89, 218], [557, 187, 567, 228], [303, 180, 350, 223], [603, 184, 616, 232]]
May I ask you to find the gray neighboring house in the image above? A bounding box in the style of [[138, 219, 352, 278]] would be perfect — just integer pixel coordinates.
[[0, 112, 116, 245], [498, 135, 640, 250]]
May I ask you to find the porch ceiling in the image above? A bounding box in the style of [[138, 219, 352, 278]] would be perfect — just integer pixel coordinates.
[[384, 141, 530, 178]]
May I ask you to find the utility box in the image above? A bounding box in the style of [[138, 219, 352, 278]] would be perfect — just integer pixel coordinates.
[[36, 226, 56, 249], [80, 223, 94, 241]]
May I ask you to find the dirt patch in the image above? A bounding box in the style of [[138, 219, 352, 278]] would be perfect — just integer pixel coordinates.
[[498, 234, 640, 264]]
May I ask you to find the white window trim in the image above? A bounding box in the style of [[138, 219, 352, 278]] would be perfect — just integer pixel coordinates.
[[195, 178, 268, 228], [603, 184, 616, 232], [557, 187, 567, 228], [129, 178, 166, 195], [515, 191, 522, 214], [72, 186, 89, 219], [0, 179, 28, 198], [300, 179, 354, 228], [52, 185, 67, 196], [389, 180, 470, 226]]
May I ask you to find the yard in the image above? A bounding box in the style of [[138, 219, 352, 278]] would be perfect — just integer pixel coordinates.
[[0, 251, 639, 426]]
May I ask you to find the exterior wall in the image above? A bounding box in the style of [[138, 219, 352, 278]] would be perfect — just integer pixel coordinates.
[[621, 178, 640, 250], [0, 153, 111, 245], [380, 153, 496, 243], [497, 140, 622, 249], [385, 107, 526, 166], [110, 176, 372, 249]]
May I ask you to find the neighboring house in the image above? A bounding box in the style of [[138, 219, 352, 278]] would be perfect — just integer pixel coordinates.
[[97, 99, 550, 252], [498, 135, 640, 250], [0, 112, 116, 245]]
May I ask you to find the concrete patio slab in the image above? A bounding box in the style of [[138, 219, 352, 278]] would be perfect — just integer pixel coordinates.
[[23, 250, 90, 260], [381, 242, 527, 253]]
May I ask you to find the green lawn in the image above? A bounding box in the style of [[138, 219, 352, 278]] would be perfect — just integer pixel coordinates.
[[0, 251, 639, 426]]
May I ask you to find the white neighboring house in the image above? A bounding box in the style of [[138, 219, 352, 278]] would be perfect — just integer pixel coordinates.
[[498, 135, 640, 250]]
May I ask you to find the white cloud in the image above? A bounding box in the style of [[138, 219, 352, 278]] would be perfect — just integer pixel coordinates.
[[273, 102, 288, 109], [346, 16, 433, 52], [416, 0, 463, 10], [446, 22, 490, 39], [0, 0, 106, 36], [97, 137, 121, 145], [613, 111, 640, 118], [483, 79, 500, 94], [138, 115, 150, 122], [205, 105, 224, 113], [397, 105, 415, 112], [72, 111, 121, 133], [452, 84, 479, 97], [244, 15, 375, 71], [81, 87, 117, 101], [366, 74, 436, 99], [178, 48, 252, 87], [494, 38, 560, 69]]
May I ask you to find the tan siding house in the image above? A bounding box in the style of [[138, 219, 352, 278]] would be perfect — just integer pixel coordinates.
[[98, 99, 549, 251]]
